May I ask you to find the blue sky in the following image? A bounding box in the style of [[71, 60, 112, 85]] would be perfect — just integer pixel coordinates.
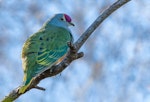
[[0, 0, 150, 102]]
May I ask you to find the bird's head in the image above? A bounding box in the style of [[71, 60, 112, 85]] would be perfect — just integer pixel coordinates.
[[48, 13, 75, 30]]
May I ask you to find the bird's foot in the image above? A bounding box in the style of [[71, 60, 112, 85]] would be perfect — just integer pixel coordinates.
[[67, 42, 77, 53], [67, 42, 84, 60]]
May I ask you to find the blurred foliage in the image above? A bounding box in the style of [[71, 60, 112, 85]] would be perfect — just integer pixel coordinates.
[[0, 0, 150, 102]]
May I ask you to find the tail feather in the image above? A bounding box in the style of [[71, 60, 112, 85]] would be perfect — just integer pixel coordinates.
[[19, 85, 29, 94], [19, 74, 33, 94]]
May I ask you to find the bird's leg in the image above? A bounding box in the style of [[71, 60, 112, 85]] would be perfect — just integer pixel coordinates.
[[67, 42, 77, 53]]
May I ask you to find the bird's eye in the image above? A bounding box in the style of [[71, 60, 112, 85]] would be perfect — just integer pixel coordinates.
[[60, 18, 64, 21]]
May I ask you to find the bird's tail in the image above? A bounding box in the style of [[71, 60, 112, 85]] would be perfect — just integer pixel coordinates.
[[18, 74, 33, 94], [19, 85, 29, 94]]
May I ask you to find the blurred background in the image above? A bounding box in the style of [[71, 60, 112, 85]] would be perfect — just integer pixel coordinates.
[[0, 0, 150, 102]]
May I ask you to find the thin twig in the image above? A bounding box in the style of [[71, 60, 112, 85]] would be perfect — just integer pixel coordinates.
[[34, 86, 46, 91]]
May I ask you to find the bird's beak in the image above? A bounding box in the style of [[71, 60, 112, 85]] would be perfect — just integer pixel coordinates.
[[69, 22, 75, 26]]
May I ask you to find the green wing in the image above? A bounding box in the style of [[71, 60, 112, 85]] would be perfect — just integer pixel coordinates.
[[22, 25, 72, 85], [36, 28, 71, 66]]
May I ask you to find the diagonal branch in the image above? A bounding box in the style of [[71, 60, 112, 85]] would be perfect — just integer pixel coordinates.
[[1, 0, 131, 101]]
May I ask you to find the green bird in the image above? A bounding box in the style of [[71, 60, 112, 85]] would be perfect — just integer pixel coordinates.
[[19, 13, 74, 93]]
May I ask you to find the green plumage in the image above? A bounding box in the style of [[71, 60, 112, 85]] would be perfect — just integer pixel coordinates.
[[19, 14, 73, 93]]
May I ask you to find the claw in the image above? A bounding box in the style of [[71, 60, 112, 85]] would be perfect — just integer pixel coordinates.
[[67, 42, 76, 51], [67, 42, 73, 48], [67, 42, 78, 54]]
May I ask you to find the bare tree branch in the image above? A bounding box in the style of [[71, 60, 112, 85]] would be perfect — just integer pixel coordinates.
[[1, 0, 131, 101]]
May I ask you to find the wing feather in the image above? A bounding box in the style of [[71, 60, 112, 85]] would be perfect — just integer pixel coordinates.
[[22, 26, 72, 80]]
